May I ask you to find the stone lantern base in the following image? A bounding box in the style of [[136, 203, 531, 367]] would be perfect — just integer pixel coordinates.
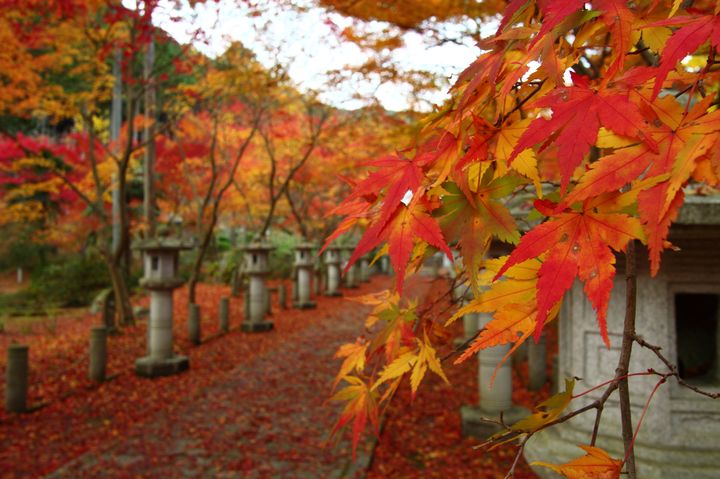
[[135, 355, 189, 378], [293, 300, 316, 309], [460, 404, 529, 439], [241, 320, 274, 333], [524, 422, 720, 479]]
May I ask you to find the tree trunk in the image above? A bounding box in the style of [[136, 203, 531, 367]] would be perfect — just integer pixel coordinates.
[[188, 216, 218, 304], [105, 253, 133, 328], [143, 35, 157, 237]]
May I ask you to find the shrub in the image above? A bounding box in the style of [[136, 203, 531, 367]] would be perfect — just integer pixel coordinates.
[[29, 253, 111, 307]]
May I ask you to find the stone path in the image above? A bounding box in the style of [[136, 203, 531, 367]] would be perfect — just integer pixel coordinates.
[[48, 277, 431, 478]]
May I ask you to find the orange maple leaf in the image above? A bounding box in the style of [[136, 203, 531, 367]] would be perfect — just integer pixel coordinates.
[[532, 445, 622, 479]]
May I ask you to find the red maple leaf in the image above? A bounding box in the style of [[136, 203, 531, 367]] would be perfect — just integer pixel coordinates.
[[559, 96, 720, 273], [494, 205, 643, 345], [647, 13, 720, 99], [346, 153, 423, 230], [510, 73, 654, 192], [347, 199, 452, 295]]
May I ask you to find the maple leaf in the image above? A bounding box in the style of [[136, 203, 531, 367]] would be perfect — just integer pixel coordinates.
[[495, 206, 643, 345], [646, 13, 720, 99], [485, 378, 575, 449], [510, 74, 653, 192], [594, 0, 635, 80], [331, 375, 379, 460], [494, 118, 542, 194], [532, 0, 586, 50], [333, 340, 368, 389], [452, 49, 506, 112], [560, 96, 720, 273], [532, 445, 622, 479], [437, 174, 522, 294], [451, 257, 561, 379], [363, 297, 417, 361], [525, 0, 634, 80], [345, 153, 423, 229], [346, 199, 452, 295], [372, 335, 449, 399]]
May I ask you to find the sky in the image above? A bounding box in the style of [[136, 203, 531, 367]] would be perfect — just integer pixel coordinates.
[[125, 0, 487, 111]]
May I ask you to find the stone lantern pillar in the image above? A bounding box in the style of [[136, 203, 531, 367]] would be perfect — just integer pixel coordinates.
[[461, 312, 529, 438], [324, 246, 343, 297], [134, 237, 193, 377], [524, 196, 720, 479], [359, 256, 371, 283], [380, 256, 390, 275], [241, 242, 274, 332], [294, 242, 316, 309], [455, 287, 481, 347], [343, 245, 359, 289]]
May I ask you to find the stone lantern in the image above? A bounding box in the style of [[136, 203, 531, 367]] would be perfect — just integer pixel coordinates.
[[134, 237, 193, 377], [461, 310, 529, 438], [359, 255, 371, 283], [324, 246, 343, 297], [524, 196, 720, 478], [294, 242, 316, 309], [241, 242, 275, 332], [343, 244, 359, 289]]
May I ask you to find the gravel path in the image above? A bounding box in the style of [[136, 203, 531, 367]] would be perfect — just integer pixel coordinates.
[[47, 276, 431, 479]]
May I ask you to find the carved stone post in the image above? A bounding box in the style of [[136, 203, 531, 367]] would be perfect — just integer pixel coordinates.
[[219, 297, 229, 333], [188, 303, 201, 345], [5, 344, 28, 413], [89, 327, 107, 382]]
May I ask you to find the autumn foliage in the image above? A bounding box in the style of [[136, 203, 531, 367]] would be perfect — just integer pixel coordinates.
[[328, 0, 720, 474]]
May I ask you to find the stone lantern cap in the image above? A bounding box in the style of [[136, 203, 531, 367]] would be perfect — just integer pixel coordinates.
[[342, 243, 358, 251], [295, 242, 316, 267], [133, 236, 195, 253], [324, 245, 343, 265], [242, 242, 276, 253], [135, 237, 194, 291], [675, 195, 720, 225], [243, 242, 275, 275]]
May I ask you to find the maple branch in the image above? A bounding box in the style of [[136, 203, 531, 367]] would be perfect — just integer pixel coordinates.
[[633, 335, 720, 400], [284, 187, 309, 238], [258, 102, 330, 236], [196, 117, 220, 230], [504, 438, 528, 479], [596, 32, 611, 76], [53, 170, 107, 223], [500, 79, 546, 125], [80, 107, 104, 207], [617, 240, 638, 478]]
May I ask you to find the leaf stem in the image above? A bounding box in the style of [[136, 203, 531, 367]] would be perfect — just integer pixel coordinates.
[[624, 376, 666, 465]]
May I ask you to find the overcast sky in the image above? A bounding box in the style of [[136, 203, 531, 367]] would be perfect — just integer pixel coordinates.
[[126, 0, 486, 111]]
